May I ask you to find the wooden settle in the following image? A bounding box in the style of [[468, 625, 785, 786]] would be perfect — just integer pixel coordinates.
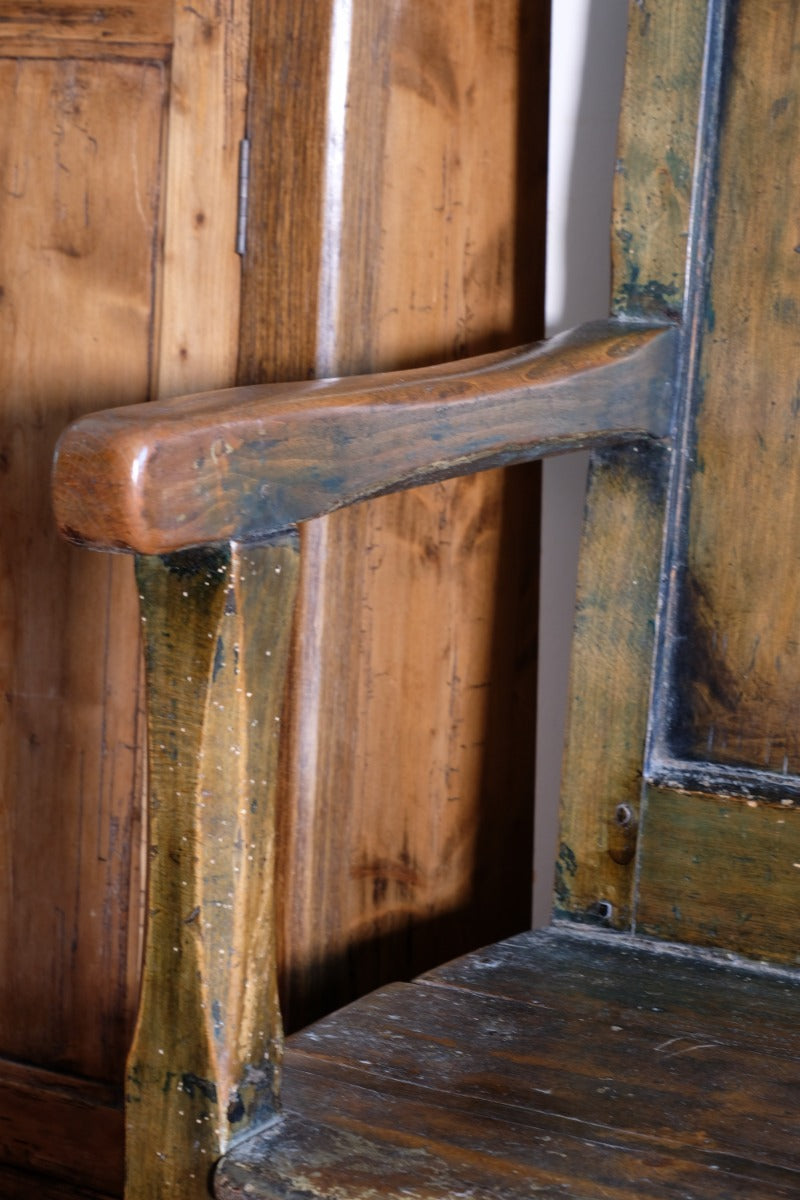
[[49, 0, 800, 1196]]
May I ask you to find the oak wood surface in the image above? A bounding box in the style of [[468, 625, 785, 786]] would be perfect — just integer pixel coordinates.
[[217, 926, 800, 1199], [556, 0, 708, 929], [557, 442, 669, 927], [126, 541, 297, 1197], [636, 785, 800, 962], [0, 2, 172, 52], [54, 321, 675, 554], [0, 52, 164, 1081], [670, 1, 800, 778], [610, 0, 708, 318], [153, 0, 250, 404], [0, 1, 248, 1191], [238, 0, 549, 1030], [0, 1057, 122, 1196]]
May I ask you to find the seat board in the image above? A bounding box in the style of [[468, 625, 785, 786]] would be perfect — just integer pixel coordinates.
[[216, 928, 800, 1198]]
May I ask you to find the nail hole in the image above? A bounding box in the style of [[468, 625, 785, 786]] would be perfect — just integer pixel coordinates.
[[615, 804, 634, 827]]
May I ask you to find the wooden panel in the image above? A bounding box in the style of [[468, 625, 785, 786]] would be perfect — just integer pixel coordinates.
[[558, 0, 707, 927], [217, 927, 800, 1198], [669, 2, 800, 778], [242, 0, 548, 1029], [0, 0, 248, 1190], [636, 785, 800, 963], [0, 56, 165, 1080], [0, 1057, 122, 1197]]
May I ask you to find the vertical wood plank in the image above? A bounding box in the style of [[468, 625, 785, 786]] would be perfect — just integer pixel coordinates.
[[126, 540, 298, 1200], [242, 0, 546, 1030], [557, 443, 669, 926], [611, 0, 708, 318], [0, 56, 166, 1080], [557, 0, 705, 926], [153, 0, 250, 401]]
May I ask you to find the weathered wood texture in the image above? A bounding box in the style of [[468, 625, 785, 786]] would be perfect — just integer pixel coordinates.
[[54, 321, 676, 554], [669, 2, 800, 778], [626, 0, 800, 960], [154, 0, 250, 402], [556, 442, 669, 928], [610, 0, 708, 318], [217, 926, 800, 1199], [240, 0, 550, 1028], [126, 541, 297, 1199], [556, 0, 708, 928], [636, 785, 800, 963]]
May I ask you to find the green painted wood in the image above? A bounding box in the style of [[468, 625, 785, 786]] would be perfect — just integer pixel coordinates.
[[636, 785, 800, 964], [557, 0, 708, 929], [611, 0, 708, 317], [557, 442, 669, 928]]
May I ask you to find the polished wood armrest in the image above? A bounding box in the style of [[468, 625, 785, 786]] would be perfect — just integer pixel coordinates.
[[52, 318, 676, 555]]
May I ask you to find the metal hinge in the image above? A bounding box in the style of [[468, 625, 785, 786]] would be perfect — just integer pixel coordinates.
[[236, 137, 250, 256]]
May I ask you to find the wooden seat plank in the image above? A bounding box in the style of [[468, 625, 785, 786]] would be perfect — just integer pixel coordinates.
[[216, 928, 800, 1199]]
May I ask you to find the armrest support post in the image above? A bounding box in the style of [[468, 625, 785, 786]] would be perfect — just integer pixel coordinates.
[[126, 536, 298, 1199]]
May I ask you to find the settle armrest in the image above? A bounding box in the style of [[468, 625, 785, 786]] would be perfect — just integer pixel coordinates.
[[52, 318, 676, 555]]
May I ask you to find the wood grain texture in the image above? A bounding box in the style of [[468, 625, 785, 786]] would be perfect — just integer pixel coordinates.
[[217, 926, 800, 1198], [611, 0, 708, 317], [0, 0, 172, 58], [636, 784, 800, 964], [0, 3, 252, 1188], [0, 1166, 116, 1200], [0, 1058, 122, 1197], [557, 442, 669, 928], [0, 55, 165, 1080], [53, 321, 676, 554], [153, 0, 249, 402], [557, 0, 708, 929], [670, 2, 800, 780], [241, 0, 550, 1030], [126, 541, 297, 1199]]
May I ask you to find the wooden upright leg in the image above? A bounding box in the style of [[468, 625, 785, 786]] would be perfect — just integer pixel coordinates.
[[126, 538, 299, 1197]]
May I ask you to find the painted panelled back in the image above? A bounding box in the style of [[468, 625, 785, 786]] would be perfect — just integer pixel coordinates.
[[559, 0, 800, 965]]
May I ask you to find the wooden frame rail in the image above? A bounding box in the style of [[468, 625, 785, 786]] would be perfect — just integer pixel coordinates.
[[51, 316, 676, 1197]]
